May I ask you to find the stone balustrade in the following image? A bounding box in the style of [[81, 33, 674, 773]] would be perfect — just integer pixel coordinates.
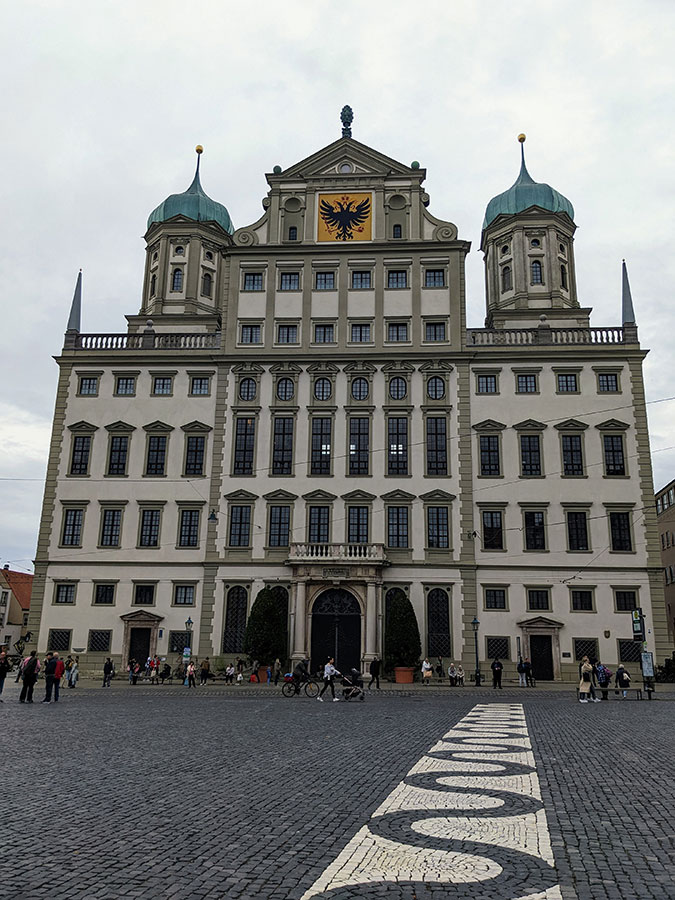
[[288, 542, 387, 562]]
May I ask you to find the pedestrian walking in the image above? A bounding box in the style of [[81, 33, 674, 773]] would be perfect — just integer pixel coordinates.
[[273, 658, 282, 686], [200, 657, 211, 685], [225, 663, 235, 684], [317, 657, 340, 702], [187, 661, 197, 688], [447, 663, 457, 686], [595, 660, 612, 700], [517, 658, 527, 687], [0, 650, 10, 701], [103, 658, 115, 687], [368, 656, 381, 690], [251, 659, 260, 682], [421, 658, 433, 684], [456, 664, 465, 686], [19, 650, 40, 703], [578, 656, 595, 703], [67, 656, 79, 688], [615, 664, 631, 699], [523, 658, 535, 687], [491, 658, 503, 689]]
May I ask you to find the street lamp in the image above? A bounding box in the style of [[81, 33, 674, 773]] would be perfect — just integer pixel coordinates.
[[471, 617, 481, 686]]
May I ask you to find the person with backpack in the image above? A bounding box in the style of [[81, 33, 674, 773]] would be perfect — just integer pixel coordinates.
[[615, 664, 632, 699], [595, 660, 613, 700], [19, 650, 40, 703], [491, 658, 503, 689], [523, 658, 535, 687]]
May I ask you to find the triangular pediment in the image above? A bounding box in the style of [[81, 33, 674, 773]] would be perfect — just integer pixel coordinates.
[[143, 421, 174, 433], [554, 418, 589, 431], [263, 489, 298, 501], [181, 420, 212, 433], [302, 489, 337, 501], [380, 490, 416, 502], [277, 137, 418, 181], [517, 616, 565, 629], [119, 609, 164, 622], [419, 490, 457, 502], [472, 419, 506, 432], [341, 490, 377, 502], [223, 489, 258, 501], [513, 419, 548, 431], [595, 419, 629, 431], [67, 420, 98, 433], [104, 421, 136, 433]]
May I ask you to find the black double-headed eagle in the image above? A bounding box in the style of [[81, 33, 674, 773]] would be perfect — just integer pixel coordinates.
[[320, 195, 370, 241]]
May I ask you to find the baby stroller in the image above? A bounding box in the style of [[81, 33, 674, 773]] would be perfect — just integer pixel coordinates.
[[341, 668, 365, 702]]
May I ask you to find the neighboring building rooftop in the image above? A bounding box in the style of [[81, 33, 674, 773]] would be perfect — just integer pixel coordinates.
[[0, 566, 33, 610], [656, 479, 675, 516]]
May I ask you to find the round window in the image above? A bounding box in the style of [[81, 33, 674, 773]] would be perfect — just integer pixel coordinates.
[[501, 244, 509, 255], [239, 378, 256, 402], [389, 377, 407, 400], [314, 378, 332, 401], [427, 376, 445, 400], [531, 238, 540, 248], [175, 245, 184, 255], [339, 163, 352, 174], [351, 377, 369, 401], [276, 377, 294, 401]]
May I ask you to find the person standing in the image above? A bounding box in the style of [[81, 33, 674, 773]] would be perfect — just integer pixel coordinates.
[[273, 658, 282, 686], [369, 657, 381, 691], [421, 658, 433, 684], [447, 663, 457, 686], [200, 657, 210, 685], [0, 650, 10, 701], [517, 658, 527, 687], [19, 650, 40, 703], [103, 658, 114, 687], [317, 657, 340, 702], [578, 657, 600, 703], [225, 663, 235, 684], [595, 660, 612, 701], [42, 652, 57, 703], [491, 658, 503, 689], [67, 656, 79, 688], [615, 664, 631, 699], [456, 664, 465, 686], [53, 653, 65, 702], [187, 661, 197, 688], [578, 656, 594, 703], [523, 658, 535, 687]]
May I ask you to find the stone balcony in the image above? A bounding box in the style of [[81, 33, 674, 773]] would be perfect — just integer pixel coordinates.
[[288, 542, 387, 563], [467, 325, 637, 346]]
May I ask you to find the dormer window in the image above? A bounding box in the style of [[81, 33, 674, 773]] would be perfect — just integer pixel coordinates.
[[288, 226, 298, 241], [175, 246, 184, 256], [202, 272, 212, 296], [172, 268, 183, 291], [392, 224, 402, 239], [531, 260, 543, 284], [501, 265, 512, 292]]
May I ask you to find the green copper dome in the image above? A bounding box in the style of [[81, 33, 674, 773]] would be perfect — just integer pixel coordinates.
[[147, 150, 234, 234], [483, 140, 574, 230]]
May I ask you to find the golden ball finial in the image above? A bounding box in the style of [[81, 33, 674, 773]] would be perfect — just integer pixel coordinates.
[[195, 144, 204, 154], [518, 133, 526, 143]]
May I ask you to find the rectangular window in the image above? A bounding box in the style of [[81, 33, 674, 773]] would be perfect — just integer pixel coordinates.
[[349, 418, 369, 476], [486, 637, 510, 660], [598, 373, 619, 392], [485, 589, 506, 609], [348, 507, 369, 544], [47, 629, 71, 652], [233, 417, 256, 475], [169, 630, 191, 654], [424, 269, 445, 287], [527, 590, 550, 611], [618, 640, 642, 663], [351, 270, 372, 289], [88, 630, 112, 652], [479, 435, 501, 476], [615, 590, 637, 611], [350, 323, 371, 342], [61, 509, 83, 546], [309, 506, 330, 543], [557, 373, 578, 392], [482, 511, 504, 550], [387, 507, 409, 548], [272, 417, 294, 475], [115, 376, 135, 396], [311, 417, 332, 476], [387, 322, 408, 342], [524, 511, 546, 550], [243, 272, 263, 291], [477, 374, 497, 394], [134, 584, 155, 605], [107, 435, 129, 476], [427, 507, 449, 549], [240, 324, 261, 344], [79, 376, 98, 395], [314, 324, 335, 343], [603, 435, 626, 475], [184, 435, 205, 476], [54, 584, 75, 604], [315, 271, 335, 290], [387, 270, 408, 289], [70, 435, 91, 475], [516, 374, 538, 393], [571, 590, 593, 611], [269, 506, 290, 547], [574, 638, 599, 661], [562, 434, 584, 476], [388, 417, 408, 475], [190, 377, 210, 395], [152, 376, 172, 395], [100, 509, 122, 547], [178, 509, 200, 547], [280, 272, 300, 291], [610, 512, 632, 551], [567, 511, 589, 551], [228, 505, 251, 547], [277, 324, 298, 344], [520, 434, 542, 477], [145, 435, 167, 476], [425, 322, 446, 342], [174, 584, 195, 606], [426, 417, 447, 475], [94, 584, 115, 605], [139, 509, 161, 547]]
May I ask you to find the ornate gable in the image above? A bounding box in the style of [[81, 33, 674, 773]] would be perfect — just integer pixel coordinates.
[[276, 137, 418, 182]]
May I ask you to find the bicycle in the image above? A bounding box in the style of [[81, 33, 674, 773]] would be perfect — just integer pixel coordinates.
[[282, 677, 319, 698]]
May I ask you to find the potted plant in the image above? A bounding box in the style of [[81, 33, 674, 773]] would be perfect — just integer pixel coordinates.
[[384, 591, 422, 683], [242, 586, 287, 680]]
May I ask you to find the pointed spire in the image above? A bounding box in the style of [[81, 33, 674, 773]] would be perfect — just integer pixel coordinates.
[[516, 133, 535, 185], [622, 259, 636, 325], [186, 145, 204, 194], [66, 270, 82, 333]]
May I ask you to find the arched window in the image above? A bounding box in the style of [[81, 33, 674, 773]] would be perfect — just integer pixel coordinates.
[[427, 588, 451, 657], [501, 265, 512, 292], [175, 245, 184, 256], [385, 587, 407, 628], [222, 586, 248, 653], [202, 272, 212, 296], [560, 264, 568, 290], [150, 274, 156, 296], [172, 268, 183, 291], [531, 260, 543, 284], [288, 226, 298, 241], [392, 224, 402, 239]]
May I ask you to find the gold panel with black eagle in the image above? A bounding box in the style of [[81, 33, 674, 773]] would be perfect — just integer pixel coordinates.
[[317, 192, 372, 242]]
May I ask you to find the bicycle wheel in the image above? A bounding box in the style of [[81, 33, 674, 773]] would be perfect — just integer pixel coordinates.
[[281, 682, 295, 698], [304, 681, 319, 698]]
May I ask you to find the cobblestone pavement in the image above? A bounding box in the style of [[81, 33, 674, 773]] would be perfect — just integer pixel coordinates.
[[1, 681, 673, 900]]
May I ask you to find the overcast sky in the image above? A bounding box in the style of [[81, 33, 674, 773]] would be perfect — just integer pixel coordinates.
[[1, 0, 674, 573]]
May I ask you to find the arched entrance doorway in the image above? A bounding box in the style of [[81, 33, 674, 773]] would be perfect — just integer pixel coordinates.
[[311, 588, 361, 674]]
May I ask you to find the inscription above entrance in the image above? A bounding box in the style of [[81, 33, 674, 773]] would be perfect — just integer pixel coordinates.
[[318, 193, 372, 242], [322, 566, 350, 578]]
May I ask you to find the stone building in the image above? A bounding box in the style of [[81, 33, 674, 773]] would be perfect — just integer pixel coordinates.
[[27, 111, 670, 680], [655, 479, 675, 647], [1, 565, 32, 653]]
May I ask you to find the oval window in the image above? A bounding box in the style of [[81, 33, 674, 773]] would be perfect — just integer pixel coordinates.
[[314, 378, 332, 401], [239, 378, 256, 402], [351, 377, 369, 401], [427, 376, 445, 400], [389, 377, 407, 400], [276, 378, 294, 401]]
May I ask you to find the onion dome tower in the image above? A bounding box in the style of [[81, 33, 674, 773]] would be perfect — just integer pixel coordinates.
[[481, 135, 581, 328], [140, 147, 234, 322]]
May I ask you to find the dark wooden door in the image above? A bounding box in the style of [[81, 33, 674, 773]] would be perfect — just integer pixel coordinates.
[[530, 635, 554, 681], [129, 627, 151, 663], [310, 589, 361, 674]]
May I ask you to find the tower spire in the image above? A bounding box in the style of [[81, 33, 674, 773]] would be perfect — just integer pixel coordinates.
[[186, 145, 204, 194], [622, 259, 636, 325], [66, 270, 82, 333]]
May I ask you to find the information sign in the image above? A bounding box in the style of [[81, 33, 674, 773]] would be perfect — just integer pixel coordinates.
[[183, 647, 191, 659], [641, 651, 654, 678]]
